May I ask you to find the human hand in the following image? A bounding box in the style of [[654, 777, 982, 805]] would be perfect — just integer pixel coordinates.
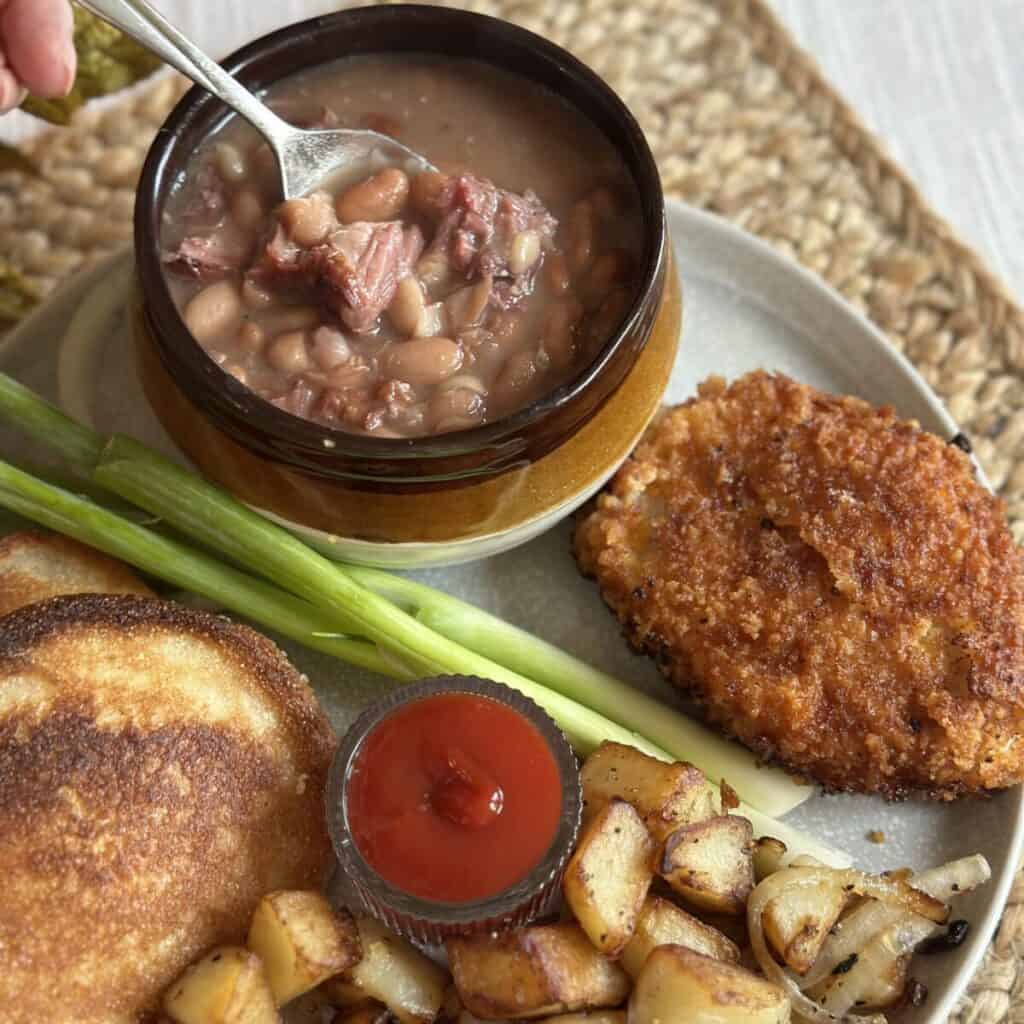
[[0, 0, 76, 113]]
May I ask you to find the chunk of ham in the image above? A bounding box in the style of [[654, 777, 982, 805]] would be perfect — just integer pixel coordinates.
[[163, 232, 248, 281], [262, 216, 424, 333], [422, 173, 558, 307]]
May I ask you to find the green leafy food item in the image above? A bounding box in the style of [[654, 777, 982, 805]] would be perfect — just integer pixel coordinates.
[[21, 7, 162, 126]]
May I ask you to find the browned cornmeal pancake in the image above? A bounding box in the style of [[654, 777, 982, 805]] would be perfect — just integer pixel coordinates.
[[575, 371, 1024, 799], [0, 530, 154, 618], [0, 594, 336, 1024]]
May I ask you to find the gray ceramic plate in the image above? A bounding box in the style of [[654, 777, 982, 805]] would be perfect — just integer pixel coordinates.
[[0, 199, 1020, 1023]]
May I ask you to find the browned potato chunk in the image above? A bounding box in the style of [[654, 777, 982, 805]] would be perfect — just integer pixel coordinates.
[[344, 913, 448, 1024], [247, 891, 361, 1005], [344, 916, 448, 1024], [659, 815, 754, 915], [447, 922, 630, 1020], [580, 742, 714, 841], [620, 896, 740, 978], [752, 837, 788, 881], [630, 945, 789, 1024], [563, 798, 656, 956], [763, 872, 849, 974], [163, 946, 278, 1024]]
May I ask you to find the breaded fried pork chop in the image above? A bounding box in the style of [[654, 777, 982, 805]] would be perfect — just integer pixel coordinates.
[[575, 372, 1024, 799], [0, 594, 335, 1024]]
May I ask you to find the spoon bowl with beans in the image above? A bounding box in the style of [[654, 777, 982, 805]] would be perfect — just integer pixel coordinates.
[[78, 0, 435, 199]]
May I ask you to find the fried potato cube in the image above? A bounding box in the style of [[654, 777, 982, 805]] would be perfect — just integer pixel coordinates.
[[563, 798, 656, 956], [247, 891, 362, 1005], [752, 837, 788, 882], [658, 815, 754, 915], [447, 922, 630, 1020], [763, 873, 849, 974], [163, 946, 278, 1024], [629, 945, 790, 1024], [541, 1013, 626, 1024], [620, 896, 740, 978], [344, 915, 448, 1024], [580, 742, 714, 841]]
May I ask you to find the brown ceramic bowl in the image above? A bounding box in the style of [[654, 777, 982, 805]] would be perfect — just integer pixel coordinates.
[[133, 4, 682, 568]]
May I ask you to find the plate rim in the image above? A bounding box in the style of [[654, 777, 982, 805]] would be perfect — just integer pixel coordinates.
[[4, 217, 1023, 1022], [666, 197, 1023, 1022]]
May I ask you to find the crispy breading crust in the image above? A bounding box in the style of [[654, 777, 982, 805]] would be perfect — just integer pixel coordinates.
[[574, 372, 1024, 799], [0, 594, 336, 1024]]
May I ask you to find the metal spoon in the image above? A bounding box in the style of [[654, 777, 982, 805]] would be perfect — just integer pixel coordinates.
[[77, 0, 434, 198]]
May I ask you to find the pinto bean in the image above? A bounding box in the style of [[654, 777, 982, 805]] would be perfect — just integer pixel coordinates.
[[584, 249, 632, 309], [439, 373, 487, 396], [241, 274, 274, 310], [231, 187, 265, 233], [385, 337, 463, 386], [587, 185, 618, 220], [336, 168, 410, 223], [488, 309, 526, 346], [445, 276, 492, 330], [279, 192, 336, 247], [493, 349, 543, 410], [266, 331, 311, 374], [184, 281, 242, 344], [214, 143, 248, 184], [568, 199, 596, 273], [414, 301, 447, 338], [409, 170, 448, 217], [544, 251, 571, 295], [236, 321, 265, 353], [327, 361, 373, 390], [430, 384, 485, 425], [388, 277, 427, 336], [508, 230, 542, 275], [543, 299, 584, 372], [265, 306, 320, 333], [312, 326, 352, 370]]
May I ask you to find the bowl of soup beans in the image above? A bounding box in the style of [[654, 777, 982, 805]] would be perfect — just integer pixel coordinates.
[[133, 4, 681, 568]]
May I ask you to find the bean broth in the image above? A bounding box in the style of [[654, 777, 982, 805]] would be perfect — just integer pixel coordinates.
[[162, 56, 643, 438]]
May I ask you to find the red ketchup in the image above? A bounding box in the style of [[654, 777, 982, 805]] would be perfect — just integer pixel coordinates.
[[345, 692, 562, 903]]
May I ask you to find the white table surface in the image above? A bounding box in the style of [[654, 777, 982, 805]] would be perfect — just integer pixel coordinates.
[[3, 1, 1022, 300]]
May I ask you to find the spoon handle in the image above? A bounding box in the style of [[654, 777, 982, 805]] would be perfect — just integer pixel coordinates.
[[76, 0, 294, 147]]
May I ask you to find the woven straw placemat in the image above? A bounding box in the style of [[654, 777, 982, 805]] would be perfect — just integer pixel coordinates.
[[1, 0, 1023, 1018]]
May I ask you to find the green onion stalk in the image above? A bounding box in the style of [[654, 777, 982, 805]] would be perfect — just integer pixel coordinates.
[[0, 372, 848, 864], [0, 460, 407, 679], [345, 565, 809, 817]]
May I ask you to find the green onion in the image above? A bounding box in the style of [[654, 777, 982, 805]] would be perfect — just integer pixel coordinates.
[[0, 373, 849, 864], [93, 436, 698, 760], [0, 370, 810, 812], [347, 566, 810, 818], [0, 458, 409, 679], [0, 465, 845, 864], [0, 371, 103, 466]]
